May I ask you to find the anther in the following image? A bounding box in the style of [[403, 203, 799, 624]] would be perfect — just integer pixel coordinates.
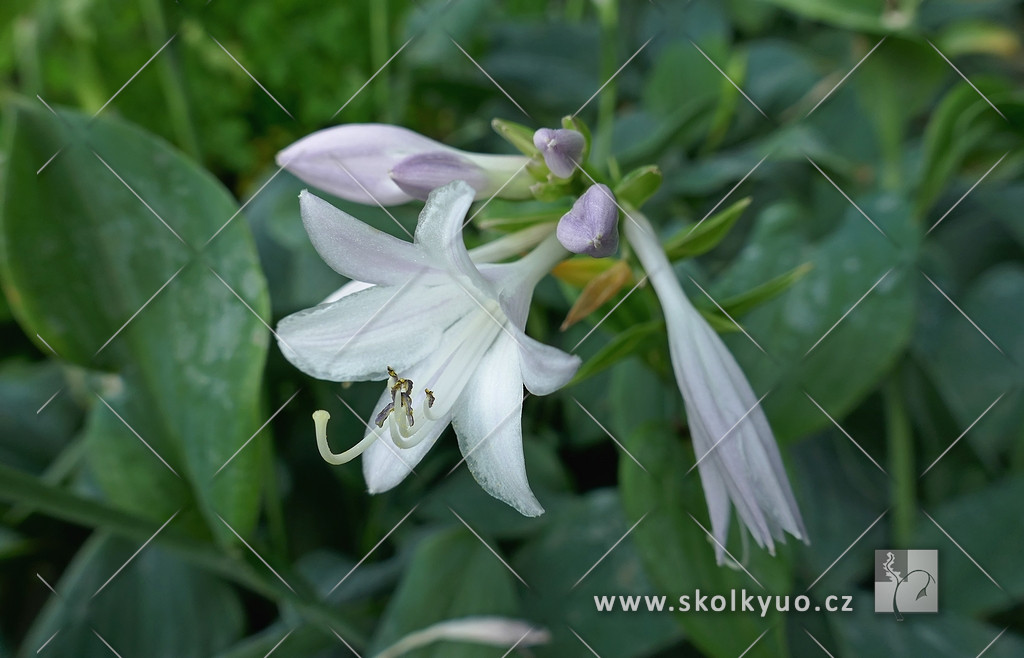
[[424, 388, 435, 408]]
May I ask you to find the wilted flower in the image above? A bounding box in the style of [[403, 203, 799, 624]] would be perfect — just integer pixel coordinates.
[[623, 213, 807, 563], [556, 184, 619, 257], [533, 127, 585, 178], [277, 124, 533, 205], [278, 181, 580, 515]]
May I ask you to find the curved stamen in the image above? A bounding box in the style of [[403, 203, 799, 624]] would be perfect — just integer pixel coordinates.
[[313, 410, 383, 465]]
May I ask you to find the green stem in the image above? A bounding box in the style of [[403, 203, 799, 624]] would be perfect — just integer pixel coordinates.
[[593, 0, 618, 168], [885, 375, 915, 546], [139, 0, 201, 161], [370, 0, 391, 121]]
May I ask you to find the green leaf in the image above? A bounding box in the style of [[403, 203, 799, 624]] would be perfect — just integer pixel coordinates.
[[614, 165, 662, 208], [369, 527, 520, 658], [473, 199, 569, 232], [19, 534, 245, 658], [716, 195, 917, 442], [759, 0, 907, 33], [0, 100, 270, 541], [568, 320, 664, 387], [620, 422, 793, 658], [513, 490, 681, 657], [717, 262, 814, 318], [491, 117, 538, 157], [663, 197, 751, 260]]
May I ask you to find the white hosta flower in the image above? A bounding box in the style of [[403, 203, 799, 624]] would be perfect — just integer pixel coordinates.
[[278, 181, 580, 515], [276, 124, 533, 205], [624, 213, 807, 563]]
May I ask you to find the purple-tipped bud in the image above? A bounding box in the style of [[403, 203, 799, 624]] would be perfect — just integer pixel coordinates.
[[533, 128, 585, 178], [390, 152, 491, 201], [557, 184, 619, 257]]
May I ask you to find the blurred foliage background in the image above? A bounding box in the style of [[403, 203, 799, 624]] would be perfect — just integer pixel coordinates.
[[1, 0, 1023, 656]]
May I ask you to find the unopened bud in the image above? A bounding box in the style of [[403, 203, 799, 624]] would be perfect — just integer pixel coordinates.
[[533, 128, 585, 179], [556, 184, 619, 257]]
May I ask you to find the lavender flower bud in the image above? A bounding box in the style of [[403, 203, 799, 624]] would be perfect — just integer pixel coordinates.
[[390, 152, 491, 201], [533, 128, 585, 179], [556, 184, 619, 257]]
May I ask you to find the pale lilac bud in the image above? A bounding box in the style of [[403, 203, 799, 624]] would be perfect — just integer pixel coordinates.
[[533, 128, 585, 178], [556, 184, 619, 257], [389, 152, 491, 201], [276, 123, 532, 205]]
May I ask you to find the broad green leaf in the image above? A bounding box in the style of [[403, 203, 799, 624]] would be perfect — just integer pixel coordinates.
[[19, 534, 244, 658], [913, 264, 1024, 465], [663, 197, 751, 260], [0, 100, 269, 541], [912, 475, 1024, 616], [513, 490, 681, 657], [759, 0, 906, 33], [620, 422, 793, 658], [0, 360, 81, 474], [716, 195, 917, 442], [369, 527, 520, 658]]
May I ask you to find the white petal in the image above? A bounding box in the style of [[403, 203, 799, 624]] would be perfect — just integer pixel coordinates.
[[451, 337, 543, 516], [300, 191, 439, 286], [507, 323, 580, 395], [362, 386, 452, 493], [278, 125, 444, 205], [276, 284, 470, 382], [321, 280, 374, 304], [413, 181, 493, 292]]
